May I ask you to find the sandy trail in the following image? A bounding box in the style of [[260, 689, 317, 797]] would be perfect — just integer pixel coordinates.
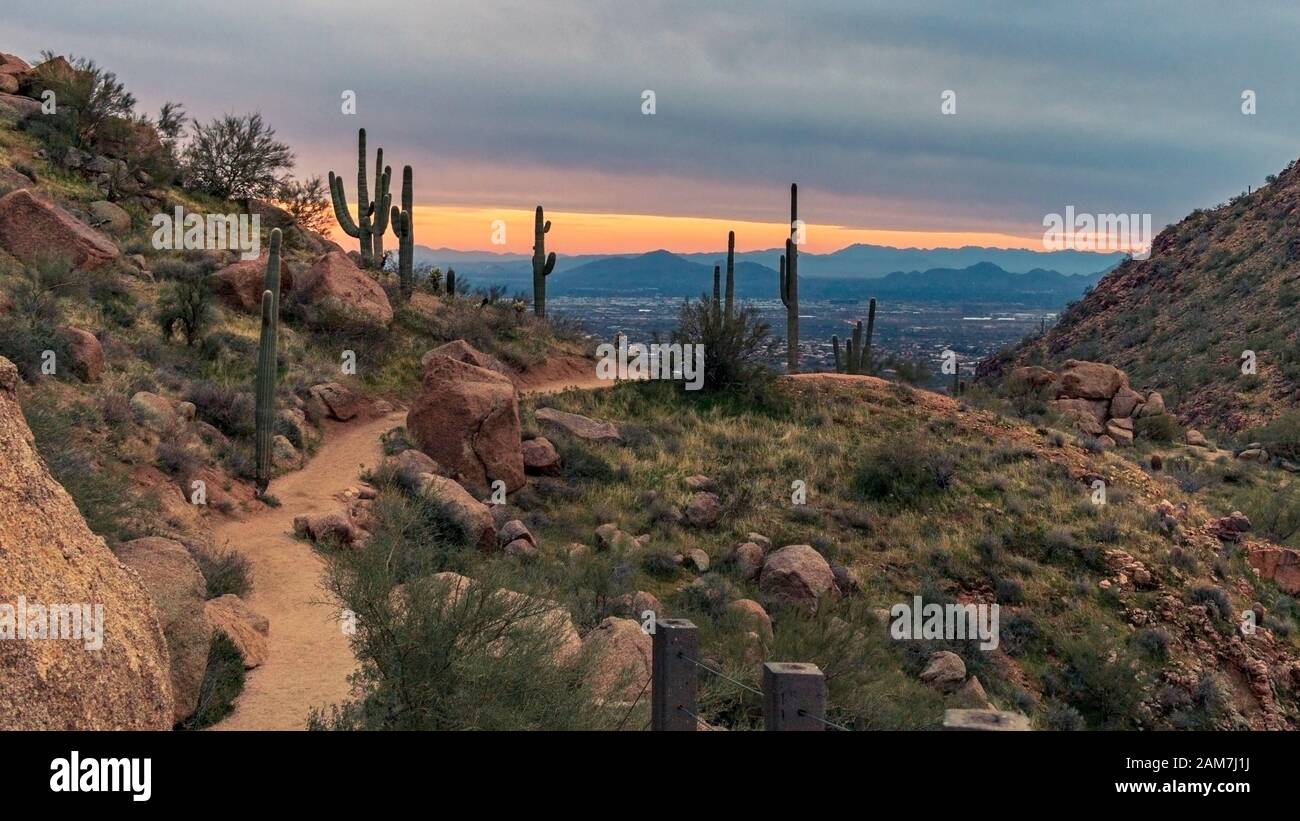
[[210, 369, 607, 730], [210, 411, 403, 731]]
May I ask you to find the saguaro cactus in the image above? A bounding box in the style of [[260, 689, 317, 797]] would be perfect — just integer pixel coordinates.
[[725, 230, 735, 321], [712, 264, 722, 325], [863, 297, 876, 372], [391, 165, 415, 300], [328, 128, 391, 269], [446, 267, 456, 296], [532, 205, 556, 317], [254, 229, 283, 494], [779, 184, 799, 372]]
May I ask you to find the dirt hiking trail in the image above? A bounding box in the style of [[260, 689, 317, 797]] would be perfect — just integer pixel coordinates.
[[210, 366, 604, 730], [210, 411, 402, 730]]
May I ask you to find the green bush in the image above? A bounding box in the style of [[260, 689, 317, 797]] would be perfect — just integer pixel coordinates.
[[854, 440, 958, 506], [189, 543, 253, 599], [181, 633, 245, 729]]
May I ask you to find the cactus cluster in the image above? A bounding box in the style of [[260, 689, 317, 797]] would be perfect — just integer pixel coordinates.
[[532, 205, 557, 317], [708, 231, 737, 325], [254, 228, 283, 494], [832, 297, 876, 375], [779, 184, 799, 372], [329, 128, 391, 270], [391, 165, 415, 300]]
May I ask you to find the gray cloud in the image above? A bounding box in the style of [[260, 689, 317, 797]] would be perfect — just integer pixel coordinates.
[[7, 0, 1299, 238]]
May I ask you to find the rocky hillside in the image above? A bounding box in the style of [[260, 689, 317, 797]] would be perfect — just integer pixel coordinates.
[[984, 156, 1300, 434]]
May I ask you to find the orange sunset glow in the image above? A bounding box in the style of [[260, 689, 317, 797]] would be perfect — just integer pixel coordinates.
[[330, 206, 1046, 255]]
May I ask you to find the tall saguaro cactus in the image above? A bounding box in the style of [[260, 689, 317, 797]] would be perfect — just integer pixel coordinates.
[[254, 229, 283, 494], [725, 230, 735, 321], [779, 183, 799, 372], [446, 267, 456, 296], [328, 128, 391, 269], [391, 165, 415, 300], [532, 205, 557, 317]]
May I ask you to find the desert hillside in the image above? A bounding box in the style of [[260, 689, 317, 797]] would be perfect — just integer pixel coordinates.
[[1, 48, 1299, 733], [984, 156, 1300, 435]]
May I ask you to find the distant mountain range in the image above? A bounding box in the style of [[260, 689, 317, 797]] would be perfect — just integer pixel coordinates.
[[411, 245, 1110, 305]]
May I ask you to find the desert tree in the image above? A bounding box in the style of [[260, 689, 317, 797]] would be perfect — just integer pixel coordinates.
[[278, 175, 333, 235], [182, 112, 294, 203]]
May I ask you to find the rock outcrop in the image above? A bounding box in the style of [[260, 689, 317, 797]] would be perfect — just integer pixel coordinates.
[[0, 355, 173, 729], [203, 594, 270, 669], [1010, 359, 1174, 446], [210, 253, 292, 312]]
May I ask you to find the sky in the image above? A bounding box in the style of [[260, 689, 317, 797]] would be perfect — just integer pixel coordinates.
[[7, 1, 1300, 254]]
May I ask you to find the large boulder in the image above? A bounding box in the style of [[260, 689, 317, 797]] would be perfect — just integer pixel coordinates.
[[0, 53, 31, 77], [203, 594, 270, 669], [116, 537, 213, 724], [582, 616, 652, 702], [758, 544, 840, 614], [1057, 359, 1127, 400], [415, 474, 497, 551], [1109, 386, 1144, 419], [408, 352, 524, 494], [0, 356, 173, 729], [297, 251, 393, 328], [1049, 398, 1108, 436], [307, 382, 362, 421], [0, 189, 119, 271], [1008, 365, 1056, 389], [57, 327, 103, 382], [210, 253, 292, 312], [534, 407, 622, 443]]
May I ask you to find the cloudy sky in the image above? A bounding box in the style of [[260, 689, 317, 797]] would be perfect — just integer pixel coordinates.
[[8, 1, 1300, 253]]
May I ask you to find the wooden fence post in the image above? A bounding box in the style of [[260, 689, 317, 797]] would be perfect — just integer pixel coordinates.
[[651, 618, 698, 731], [762, 662, 827, 730]]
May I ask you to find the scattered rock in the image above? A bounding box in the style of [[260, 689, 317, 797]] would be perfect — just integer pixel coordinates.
[[271, 434, 300, 470], [746, 532, 772, 552], [919, 650, 966, 693], [535, 407, 622, 443], [942, 709, 1031, 731], [1186, 429, 1209, 448], [86, 200, 131, 235], [308, 382, 362, 421], [1206, 511, 1251, 542], [504, 538, 539, 560], [0, 189, 120, 270], [415, 473, 497, 551], [683, 474, 716, 492], [130, 391, 180, 432], [684, 491, 721, 528], [293, 512, 359, 545], [1109, 386, 1144, 419], [758, 544, 840, 614], [594, 522, 636, 551], [725, 598, 773, 641], [582, 617, 652, 702], [203, 594, 270, 669], [386, 448, 443, 490], [683, 548, 710, 572], [408, 351, 524, 494], [1058, 359, 1127, 400], [1237, 447, 1269, 463], [422, 339, 511, 379], [57, 327, 103, 382], [1105, 417, 1134, 446], [521, 436, 562, 476], [730, 542, 765, 581], [498, 519, 536, 549], [116, 537, 212, 724], [951, 675, 993, 710]]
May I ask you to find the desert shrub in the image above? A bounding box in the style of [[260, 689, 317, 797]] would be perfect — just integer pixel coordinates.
[[277, 175, 332, 235], [156, 275, 216, 346], [1187, 585, 1232, 624], [0, 316, 68, 382], [671, 294, 776, 395], [189, 543, 253, 599], [181, 633, 245, 730], [1040, 701, 1087, 731], [1231, 483, 1300, 545], [154, 436, 200, 479], [19, 53, 136, 151], [854, 440, 958, 507], [1043, 629, 1146, 729], [89, 273, 138, 327], [310, 556, 609, 730], [1134, 413, 1180, 443], [187, 381, 256, 438], [151, 257, 200, 282], [1248, 411, 1300, 461], [1134, 627, 1170, 660], [380, 426, 414, 456]]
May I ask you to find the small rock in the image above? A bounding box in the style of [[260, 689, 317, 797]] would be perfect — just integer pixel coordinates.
[[725, 598, 773, 641], [684, 474, 716, 492], [919, 650, 966, 693], [521, 436, 562, 476], [683, 548, 710, 572], [731, 542, 764, 581], [1186, 429, 1209, 448], [684, 491, 721, 528], [498, 519, 536, 549]]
